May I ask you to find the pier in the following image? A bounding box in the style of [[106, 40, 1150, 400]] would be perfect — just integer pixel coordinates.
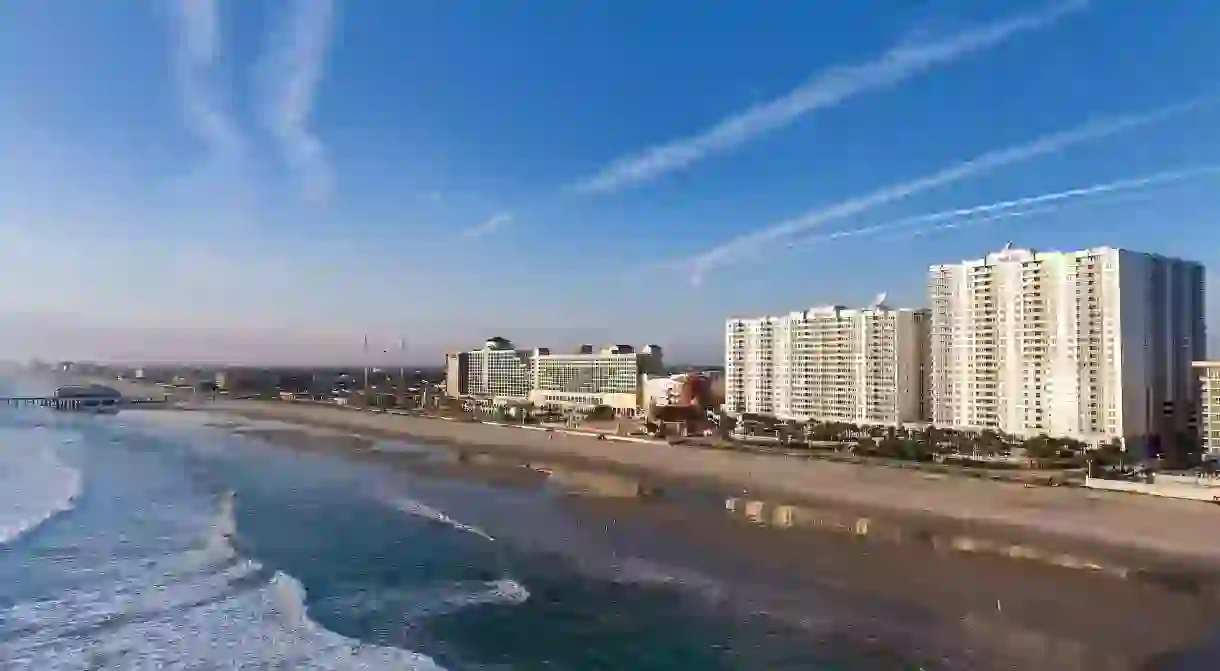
[[0, 396, 166, 410]]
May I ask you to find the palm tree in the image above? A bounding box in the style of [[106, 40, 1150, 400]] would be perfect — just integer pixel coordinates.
[[518, 400, 536, 424]]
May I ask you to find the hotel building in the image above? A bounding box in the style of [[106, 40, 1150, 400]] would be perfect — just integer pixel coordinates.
[[445, 339, 665, 416], [445, 337, 532, 400], [529, 344, 665, 414], [1195, 361, 1220, 458], [929, 245, 1205, 454], [725, 300, 930, 425]]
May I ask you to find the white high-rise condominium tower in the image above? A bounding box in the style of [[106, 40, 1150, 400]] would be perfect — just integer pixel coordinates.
[[929, 245, 1205, 454], [1193, 361, 1220, 458], [725, 299, 929, 425]]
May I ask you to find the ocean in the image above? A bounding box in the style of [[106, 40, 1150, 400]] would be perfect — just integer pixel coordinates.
[[1, 375, 1217, 670]]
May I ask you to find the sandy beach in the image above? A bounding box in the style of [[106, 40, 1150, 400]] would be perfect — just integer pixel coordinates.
[[185, 398, 1220, 569], [32, 382, 1220, 667]]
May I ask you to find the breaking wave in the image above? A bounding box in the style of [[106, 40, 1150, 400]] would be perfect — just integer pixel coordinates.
[[0, 428, 83, 547], [323, 577, 531, 622], [392, 497, 496, 542], [0, 490, 446, 670]]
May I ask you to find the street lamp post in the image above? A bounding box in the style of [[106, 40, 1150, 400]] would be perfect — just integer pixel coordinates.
[[362, 335, 370, 398], [398, 337, 407, 408]]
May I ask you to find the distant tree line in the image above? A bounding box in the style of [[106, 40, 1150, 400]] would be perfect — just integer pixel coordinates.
[[729, 414, 1201, 469]]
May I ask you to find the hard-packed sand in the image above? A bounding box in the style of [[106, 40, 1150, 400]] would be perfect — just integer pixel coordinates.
[[198, 399, 1220, 567]]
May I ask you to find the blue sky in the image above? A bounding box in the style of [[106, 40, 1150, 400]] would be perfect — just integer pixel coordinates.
[[2, 0, 1218, 364]]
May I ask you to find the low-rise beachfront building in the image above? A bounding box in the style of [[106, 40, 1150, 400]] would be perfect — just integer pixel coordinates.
[[643, 372, 714, 408], [1196, 361, 1220, 459]]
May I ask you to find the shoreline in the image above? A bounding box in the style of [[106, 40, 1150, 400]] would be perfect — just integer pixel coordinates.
[[188, 407, 1220, 668], [181, 398, 1220, 573], [30, 379, 1220, 667]]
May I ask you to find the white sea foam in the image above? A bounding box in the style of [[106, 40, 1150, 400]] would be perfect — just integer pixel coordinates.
[[324, 578, 530, 621], [457, 578, 530, 609], [0, 430, 83, 547], [392, 497, 496, 542], [0, 490, 447, 670]]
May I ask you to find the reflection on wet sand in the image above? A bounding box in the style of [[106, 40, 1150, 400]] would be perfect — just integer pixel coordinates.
[[724, 495, 1139, 577], [959, 611, 1098, 670], [567, 489, 1220, 669], [543, 465, 663, 499], [720, 494, 1220, 615]]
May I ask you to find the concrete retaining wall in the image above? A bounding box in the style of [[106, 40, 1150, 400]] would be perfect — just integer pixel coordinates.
[[1084, 477, 1220, 503]]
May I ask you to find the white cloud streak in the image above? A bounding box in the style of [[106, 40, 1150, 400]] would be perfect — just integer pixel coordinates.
[[463, 211, 514, 239], [682, 97, 1208, 284], [890, 186, 1176, 241], [573, 0, 1087, 195], [788, 163, 1220, 248], [898, 202, 1066, 238], [261, 0, 338, 202], [170, 0, 243, 162]]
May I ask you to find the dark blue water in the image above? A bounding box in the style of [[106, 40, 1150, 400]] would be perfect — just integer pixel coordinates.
[[0, 377, 886, 669], [2, 375, 1217, 669]]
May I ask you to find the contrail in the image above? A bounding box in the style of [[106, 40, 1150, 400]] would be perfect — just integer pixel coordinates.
[[170, 0, 243, 162], [261, 0, 338, 202], [896, 187, 1179, 241], [680, 97, 1209, 283], [573, 0, 1087, 195], [899, 203, 1064, 238], [786, 163, 1220, 249]]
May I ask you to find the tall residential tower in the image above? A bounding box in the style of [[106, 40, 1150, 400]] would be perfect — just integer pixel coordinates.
[[1194, 361, 1220, 458], [725, 300, 929, 425], [929, 245, 1205, 454]]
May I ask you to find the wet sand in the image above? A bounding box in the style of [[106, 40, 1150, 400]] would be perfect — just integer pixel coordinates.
[[195, 399, 1220, 571], [196, 409, 1220, 669]]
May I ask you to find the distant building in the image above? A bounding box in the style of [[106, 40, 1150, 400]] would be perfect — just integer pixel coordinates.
[[530, 344, 665, 415], [464, 337, 533, 400], [444, 352, 470, 398], [211, 368, 277, 395], [214, 370, 235, 391], [930, 245, 1205, 454], [725, 299, 929, 425], [645, 373, 713, 408], [1196, 362, 1220, 458], [446, 338, 665, 416], [644, 376, 684, 407]]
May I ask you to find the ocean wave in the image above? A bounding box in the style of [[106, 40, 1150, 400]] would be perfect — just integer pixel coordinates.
[[323, 577, 530, 621], [0, 490, 448, 670], [614, 557, 727, 603], [0, 430, 83, 547], [391, 497, 496, 542]]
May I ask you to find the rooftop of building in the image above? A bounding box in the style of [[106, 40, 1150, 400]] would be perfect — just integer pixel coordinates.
[[465, 338, 662, 358], [537, 344, 662, 357], [929, 243, 1203, 270], [726, 299, 928, 323]]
